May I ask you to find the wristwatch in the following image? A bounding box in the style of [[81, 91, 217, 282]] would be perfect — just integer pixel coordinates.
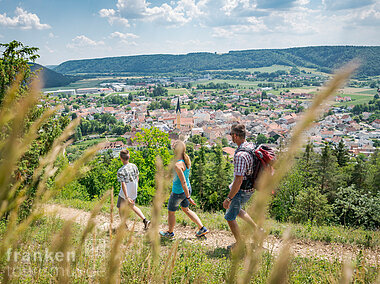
[[226, 197, 232, 202], [186, 196, 190, 199]]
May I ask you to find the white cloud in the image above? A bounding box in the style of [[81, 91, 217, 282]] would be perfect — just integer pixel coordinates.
[[100, 0, 206, 26], [48, 32, 57, 38], [212, 16, 268, 38], [67, 35, 105, 49], [0, 7, 50, 30], [212, 27, 235, 38], [110, 31, 139, 39], [99, 8, 130, 27], [45, 45, 55, 53]]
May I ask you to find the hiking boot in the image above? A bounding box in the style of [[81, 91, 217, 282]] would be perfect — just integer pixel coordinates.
[[159, 231, 174, 239], [143, 219, 151, 230], [196, 226, 209, 237]]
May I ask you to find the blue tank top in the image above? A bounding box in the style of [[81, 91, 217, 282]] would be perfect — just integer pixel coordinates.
[[172, 159, 191, 194]]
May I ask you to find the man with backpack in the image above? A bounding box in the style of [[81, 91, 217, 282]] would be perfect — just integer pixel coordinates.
[[223, 124, 259, 247]]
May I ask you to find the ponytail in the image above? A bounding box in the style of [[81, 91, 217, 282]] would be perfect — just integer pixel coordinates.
[[183, 153, 191, 169]]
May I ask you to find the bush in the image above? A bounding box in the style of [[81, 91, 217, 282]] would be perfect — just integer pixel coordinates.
[[136, 185, 155, 205], [58, 181, 90, 201], [333, 185, 380, 229], [291, 187, 334, 225]]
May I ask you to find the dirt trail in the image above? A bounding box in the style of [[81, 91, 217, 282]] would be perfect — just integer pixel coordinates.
[[44, 204, 379, 265]]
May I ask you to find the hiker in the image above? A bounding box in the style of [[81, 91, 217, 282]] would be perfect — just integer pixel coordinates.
[[160, 140, 208, 239], [223, 124, 258, 247], [117, 149, 150, 230]]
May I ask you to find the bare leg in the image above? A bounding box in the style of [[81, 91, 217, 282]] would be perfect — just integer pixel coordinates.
[[130, 204, 146, 221], [227, 220, 241, 243], [238, 209, 257, 229], [181, 206, 203, 229], [168, 210, 176, 233]]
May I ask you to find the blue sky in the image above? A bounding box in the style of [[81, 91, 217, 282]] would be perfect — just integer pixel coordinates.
[[0, 0, 379, 65]]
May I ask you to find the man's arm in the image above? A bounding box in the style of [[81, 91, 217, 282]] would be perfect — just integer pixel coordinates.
[[223, 175, 243, 209]]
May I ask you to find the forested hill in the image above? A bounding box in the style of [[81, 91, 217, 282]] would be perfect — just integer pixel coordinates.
[[53, 46, 380, 77], [29, 63, 79, 88]]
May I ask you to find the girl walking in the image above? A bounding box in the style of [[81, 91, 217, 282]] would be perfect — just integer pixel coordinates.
[[160, 141, 208, 238]]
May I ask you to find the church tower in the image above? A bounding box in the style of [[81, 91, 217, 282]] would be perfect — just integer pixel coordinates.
[[176, 97, 181, 129]]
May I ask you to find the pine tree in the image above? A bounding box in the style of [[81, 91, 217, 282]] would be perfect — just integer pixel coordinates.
[[190, 144, 207, 206], [318, 143, 339, 201], [334, 140, 349, 167]]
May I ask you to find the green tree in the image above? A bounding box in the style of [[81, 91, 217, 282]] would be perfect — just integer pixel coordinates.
[[152, 85, 168, 97], [190, 144, 208, 207], [291, 187, 333, 225], [130, 127, 171, 202], [334, 140, 349, 167], [271, 167, 305, 222], [318, 143, 339, 201], [256, 133, 268, 145], [0, 40, 39, 104]]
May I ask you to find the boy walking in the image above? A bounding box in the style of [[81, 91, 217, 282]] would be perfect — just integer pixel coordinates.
[[117, 149, 150, 230]]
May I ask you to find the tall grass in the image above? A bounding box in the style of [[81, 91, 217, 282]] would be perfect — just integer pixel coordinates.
[[2, 63, 377, 284]]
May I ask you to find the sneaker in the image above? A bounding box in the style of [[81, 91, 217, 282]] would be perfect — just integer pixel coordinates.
[[227, 243, 236, 251], [159, 231, 174, 239], [196, 226, 209, 237], [143, 219, 151, 230]]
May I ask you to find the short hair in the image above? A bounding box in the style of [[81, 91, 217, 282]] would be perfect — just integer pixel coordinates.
[[120, 149, 130, 161], [231, 124, 246, 139]]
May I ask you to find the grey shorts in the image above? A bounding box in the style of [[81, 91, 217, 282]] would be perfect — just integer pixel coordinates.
[[167, 190, 192, 212], [224, 190, 253, 221], [117, 196, 136, 208]]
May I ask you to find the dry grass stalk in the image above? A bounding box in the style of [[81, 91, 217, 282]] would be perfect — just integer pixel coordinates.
[[0, 78, 42, 202], [149, 156, 165, 268], [101, 201, 133, 284], [161, 239, 180, 284], [231, 62, 358, 284], [0, 76, 102, 282], [50, 219, 73, 284], [93, 229, 96, 273], [148, 154, 176, 281], [74, 190, 111, 266], [267, 229, 292, 284], [339, 261, 353, 284], [110, 188, 114, 242]]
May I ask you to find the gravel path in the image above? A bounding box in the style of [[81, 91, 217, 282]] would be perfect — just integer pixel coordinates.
[[44, 204, 379, 265]]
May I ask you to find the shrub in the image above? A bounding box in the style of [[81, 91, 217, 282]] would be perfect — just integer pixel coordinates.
[[333, 185, 380, 229], [291, 187, 334, 225]]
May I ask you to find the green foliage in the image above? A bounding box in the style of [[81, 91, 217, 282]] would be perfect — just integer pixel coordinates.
[[0, 40, 39, 104], [333, 185, 380, 229], [256, 133, 268, 145], [190, 144, 233, 211], [291, 187, 334, 225], [54, 46, 380, 77], [270, 168, 304, 222], [129, 127, 171, 203], [151, 85, 168, 97], [79, 113, 130, 136], [188, 134, 207, 145]]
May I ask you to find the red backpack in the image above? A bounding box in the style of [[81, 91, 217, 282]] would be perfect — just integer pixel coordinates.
[[236, 144, 276, 190]]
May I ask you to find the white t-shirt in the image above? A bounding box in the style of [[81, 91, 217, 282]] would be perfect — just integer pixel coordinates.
[[117, 163, 139, 200]]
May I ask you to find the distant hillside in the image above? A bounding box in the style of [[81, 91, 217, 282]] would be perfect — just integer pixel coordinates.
[[30, 63, 79, 88], [53, 46, 380, 77]]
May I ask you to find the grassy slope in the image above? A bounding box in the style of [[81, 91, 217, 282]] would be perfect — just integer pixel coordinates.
[[1, 213, 378, 283]]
